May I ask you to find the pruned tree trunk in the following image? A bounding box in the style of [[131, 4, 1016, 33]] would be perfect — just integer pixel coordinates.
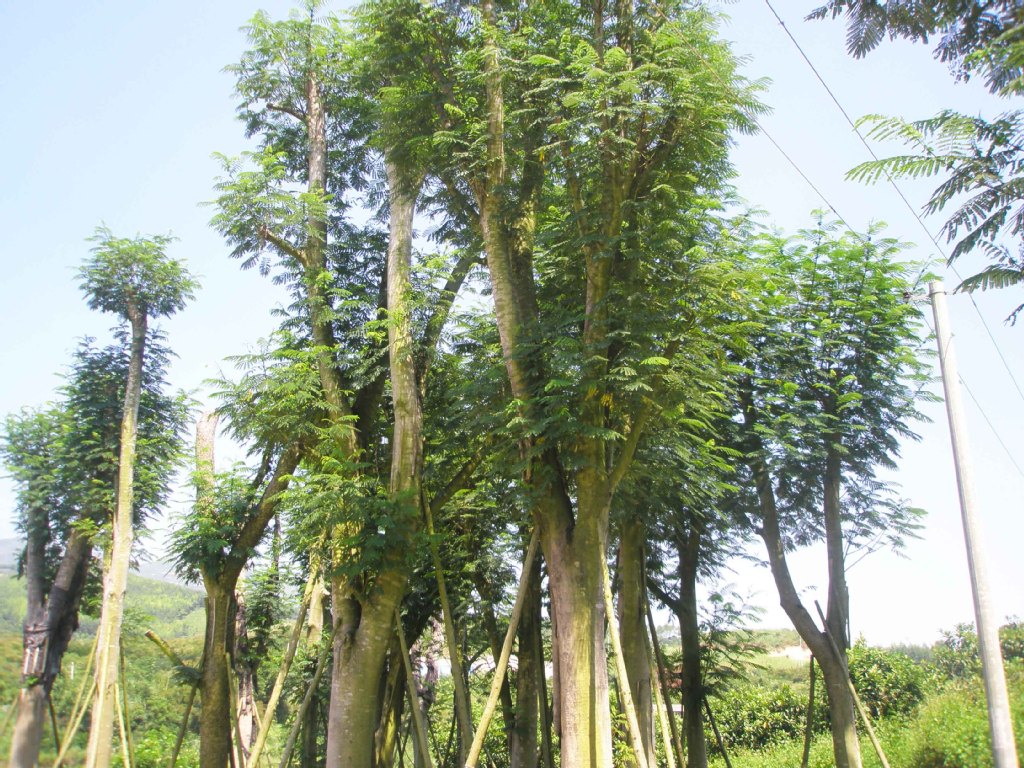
[[511, 547, 541, 768], [617, 520, 655, 763], [85, 312, 147, 768], [234, 591, 257, 762], [324, 156, 422, 768], [677, 527, 707, 768]]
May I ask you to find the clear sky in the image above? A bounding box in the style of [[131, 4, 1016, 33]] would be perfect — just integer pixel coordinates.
[[0, 0, 1020, 646]]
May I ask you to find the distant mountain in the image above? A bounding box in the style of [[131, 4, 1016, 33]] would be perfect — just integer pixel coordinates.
[[0, 536, 196, 588]]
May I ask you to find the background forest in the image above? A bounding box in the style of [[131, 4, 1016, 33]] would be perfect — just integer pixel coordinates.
[[1, 1, 1023, 768]]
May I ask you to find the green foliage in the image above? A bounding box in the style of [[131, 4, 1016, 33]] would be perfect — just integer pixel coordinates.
[[933, 620, 1024, 678], [708, 681, 808, 752], [79, 226, 197, 321], [846, 641, 935, 718], [807, 1, 1024, 94]]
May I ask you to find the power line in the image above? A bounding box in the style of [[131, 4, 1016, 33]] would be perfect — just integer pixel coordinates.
[[761, 0, 1024, 408]]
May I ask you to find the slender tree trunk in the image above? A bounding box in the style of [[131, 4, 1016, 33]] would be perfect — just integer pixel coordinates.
[[617, 521, 654, 763], [511, 549, 541, 768], [85, 313, 147, 768], [324, 158, 422, 768], [751, 453, 861, 768], [823, 447, 850, 654], [677, 528, 707, 768], [234, 591, 257, 762], [375, 637, 406, 768], [10, 529, 92, 767]]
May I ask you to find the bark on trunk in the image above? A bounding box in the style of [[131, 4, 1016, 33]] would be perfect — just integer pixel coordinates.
[[750, 452, 861, 768], [324, 158, 422, 768], [511, 550, 541, 768], [85, 312, 147, 768], [677, 528, 707, 768], [542, 517, 614, 768], [617, 521, 654, 763], [234, 591, 257, 762], [200, 585, 235, 768]]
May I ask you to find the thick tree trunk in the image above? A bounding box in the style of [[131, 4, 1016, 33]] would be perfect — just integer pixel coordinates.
[[200, 584, 235, 768], [542, 516, 614, 768], [324, 158, 422, 768], [85, 313, 147, 768], [618, 521, 654, 763], [10, 529, 92, 767], [326, 576, 406, 768]]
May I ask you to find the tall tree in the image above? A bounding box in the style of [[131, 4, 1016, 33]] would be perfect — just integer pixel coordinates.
[[4, 335, 188, 768], [81, 228, 196, 768], [729, 219, 928, 768]]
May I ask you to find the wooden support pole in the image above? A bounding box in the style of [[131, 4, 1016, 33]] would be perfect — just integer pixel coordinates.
[[703, 696, 733, 768], [247, 570, 317, 768], [396, 609, 434, 768], [801, 656, 816, 768], [278, 617, 339, 768], [602, 558, 652, 768], [465, 530, 539, 768], [645, 597, 684, 766], [169, 685, 198, 768]]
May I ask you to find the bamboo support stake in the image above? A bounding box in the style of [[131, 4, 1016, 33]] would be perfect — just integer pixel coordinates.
[[645, 628, 675, 768], [465, 529, 539, 768], [423, 490, 474, 760], [396, 608, 434, 768], [644, 598, 684, 766], [115, 680, 132, 768], [169, 685, 198, 768], [53, 677, 96, 768], [602, 558, 652, 768], [120, 647, 136, 767], [801, 656, 815, 768], [248, 570, 317, 768], [59, 630, 100, 751], [703, 697, 733, 768], [48, 696, 62, 753], [534, 614, 554, 768], [278, 617, 340, 768]]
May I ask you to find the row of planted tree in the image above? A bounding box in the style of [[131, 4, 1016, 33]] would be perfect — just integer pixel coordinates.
[[3, 2, 931, 768]]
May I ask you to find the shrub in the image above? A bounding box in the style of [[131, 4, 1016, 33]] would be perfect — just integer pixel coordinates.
[[847, 642, 934, 719], [707, 682, 807, 752]]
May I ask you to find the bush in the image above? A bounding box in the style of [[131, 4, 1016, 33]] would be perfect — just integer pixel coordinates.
[[902, 667, 1024, 768], [708, 682, 807, 751], [847, 642, 934, 719], [933, 621, 1024, 680]]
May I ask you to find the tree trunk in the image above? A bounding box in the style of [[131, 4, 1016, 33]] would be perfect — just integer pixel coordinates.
[[234, 591, 257, 762], [617, 521, 654, 764], [473, 572, 517, 748], [375, 637, 406, 768], [324, 157, 422, 768], [10, 529, 92, 767], [677, 528, 707, 768], [511, 549, 541, 768], [823, 447, 850, 654], [200, 584, 235, 768], [541, 516, 614, 768], [751, 452, 861, 768], [85, 312, 147, 768]]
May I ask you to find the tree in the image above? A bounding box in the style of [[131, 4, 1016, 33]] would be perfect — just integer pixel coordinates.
[[3, 336, 188, 768], [363, 3, 758, 764], [729, 219, 928, 768], [80, 227, 196, 768]]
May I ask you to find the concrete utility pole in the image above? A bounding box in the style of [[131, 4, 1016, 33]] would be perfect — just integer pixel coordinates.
[[928, 280, 1018, 768]]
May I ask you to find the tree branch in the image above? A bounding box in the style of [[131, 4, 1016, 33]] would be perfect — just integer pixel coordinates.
[[258, 225, 306, 265], [266, 102, 307, 123]]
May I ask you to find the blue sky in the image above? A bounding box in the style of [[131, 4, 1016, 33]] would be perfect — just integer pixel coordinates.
[[0, 0, 1021, 645]]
